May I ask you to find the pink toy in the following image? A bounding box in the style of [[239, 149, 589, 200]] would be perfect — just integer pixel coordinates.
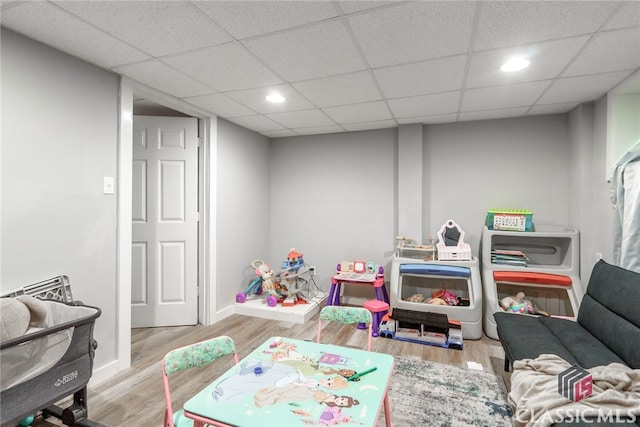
[[318, 407, 353, 425], [431, 289, 458, 306]]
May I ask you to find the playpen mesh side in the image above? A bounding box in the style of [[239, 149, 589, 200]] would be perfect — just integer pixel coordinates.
[[0, 301, 97, 392]]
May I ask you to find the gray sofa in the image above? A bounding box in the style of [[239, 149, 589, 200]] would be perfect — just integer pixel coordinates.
[[494, 259, 640, 425]]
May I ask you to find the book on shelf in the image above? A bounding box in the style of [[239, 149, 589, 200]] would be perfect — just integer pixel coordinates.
[[491, 249, 529, 266]]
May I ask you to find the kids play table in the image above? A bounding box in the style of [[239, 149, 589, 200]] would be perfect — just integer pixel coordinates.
[[183, 336, 394, 427], [327, 270, 390, 306]]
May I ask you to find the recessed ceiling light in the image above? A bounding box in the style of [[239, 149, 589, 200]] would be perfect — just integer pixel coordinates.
[[500, 58, 530, 72], [266, 93, 285, 103]]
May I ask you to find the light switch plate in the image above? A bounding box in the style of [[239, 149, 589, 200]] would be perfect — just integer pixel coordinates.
[[103, 176, 115, 195]]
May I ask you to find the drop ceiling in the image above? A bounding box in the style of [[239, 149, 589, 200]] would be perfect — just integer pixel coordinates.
[[2, 1, 639, 138]]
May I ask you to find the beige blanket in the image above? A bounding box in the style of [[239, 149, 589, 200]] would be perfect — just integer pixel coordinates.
[[509, 354, 640, 427]]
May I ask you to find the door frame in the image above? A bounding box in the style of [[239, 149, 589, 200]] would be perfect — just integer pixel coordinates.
[[115, 78, 218, 373]]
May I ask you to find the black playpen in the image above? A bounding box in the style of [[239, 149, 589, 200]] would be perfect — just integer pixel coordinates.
[[1, 276, 105, 427]]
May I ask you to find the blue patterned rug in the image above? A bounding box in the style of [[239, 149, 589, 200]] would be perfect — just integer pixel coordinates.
[[380, 356, 513, 426]]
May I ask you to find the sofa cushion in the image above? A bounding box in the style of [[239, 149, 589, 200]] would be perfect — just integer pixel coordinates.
[[578, 260, 640, 368], [539, 316, 626, 368], [494, 312, 578, 365]]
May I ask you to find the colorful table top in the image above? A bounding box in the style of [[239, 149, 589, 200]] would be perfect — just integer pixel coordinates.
[[183, 336, 394, 426]]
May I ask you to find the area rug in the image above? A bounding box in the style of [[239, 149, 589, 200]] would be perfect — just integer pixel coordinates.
[[381, 356, 513, 426]]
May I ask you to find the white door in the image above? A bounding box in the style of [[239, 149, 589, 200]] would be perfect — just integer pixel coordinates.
[[131, 115, 198, 327]]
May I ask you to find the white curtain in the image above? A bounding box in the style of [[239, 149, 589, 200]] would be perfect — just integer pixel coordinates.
[[612, 142, 640, 273]]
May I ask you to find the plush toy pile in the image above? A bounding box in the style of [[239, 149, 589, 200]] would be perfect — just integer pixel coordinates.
[[499, 291, 549, 316], [0, 295, 48, 341], [404, 289, 470, 306]]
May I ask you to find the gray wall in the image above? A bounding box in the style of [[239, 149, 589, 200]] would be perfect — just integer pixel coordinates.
[[1, 29, 119, 368], [268, 116, 574, 299], [216, 119, 271, 309], [270, 129, 396, 300], [424, 115, 571, 254]]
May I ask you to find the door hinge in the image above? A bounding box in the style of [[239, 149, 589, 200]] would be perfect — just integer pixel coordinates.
[[197, 211, 201, 222], [197, 137, 202, 148]]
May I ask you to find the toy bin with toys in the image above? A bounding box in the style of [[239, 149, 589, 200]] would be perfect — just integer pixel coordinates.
[[389, 255, 483, 339], [481, 224, 583, 340]]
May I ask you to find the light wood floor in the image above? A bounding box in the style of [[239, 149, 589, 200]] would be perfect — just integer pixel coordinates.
[[33, 312, 508, 427]]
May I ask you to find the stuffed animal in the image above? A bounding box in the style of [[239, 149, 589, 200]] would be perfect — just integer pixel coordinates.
[[522, 297, 550, 317], [0, 295, 47, 341], [405, 293, 425, 303], [499, 292, 550, 316], [499, 291, 525, 311], [431, 289, 458, 305], [426, 297, 448, 305]]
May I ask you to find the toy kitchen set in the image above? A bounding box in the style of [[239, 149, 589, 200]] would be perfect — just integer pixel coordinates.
[[389, 220, 483, 348]]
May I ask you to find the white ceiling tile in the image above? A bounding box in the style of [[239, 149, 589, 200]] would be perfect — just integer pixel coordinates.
[[224, 84, 314, 114], [388, 92, 461, 118], [266, 109, 336, 128], [528, 102, 579, 116], [113, 60, 213, 98], [54, 0, 232, 57], [602, 1, 640, 30], [374, 55, 467, 98], [182, 93, 256, 117], [292, 71, 381, 107], [397, 114, 458, 125], [339, 1, 398, 15], [563, 27, 640, 77], [228, 115, 286, 132], [539, 72, 632, 104], [461, 81, 551, 111], [474, 1, 619, 50], [244, 20, 366, 81], [195, 1, 338, 40], [466, 37, 588, 88], [262, 129, 299, 138], [348, 1, 476, 67], [0, 2, 150, 68], [342, 119, 397, 132], [458, 107, 529, 122], [292, 125, 346, 136], [3, 0, 638, 138], [323, 101, 392, 124], [162, 43, 283, 92]]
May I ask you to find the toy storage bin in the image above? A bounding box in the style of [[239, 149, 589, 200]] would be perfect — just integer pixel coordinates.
[[390, 256, 483, 339], [481, 225, 583, 340], [494, 282, 575, 318], [399, 274, 470, 303]]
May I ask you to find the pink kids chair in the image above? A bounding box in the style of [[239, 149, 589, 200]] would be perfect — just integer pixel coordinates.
[[161, 335, 238, 427], [316, 305, 373, 351]]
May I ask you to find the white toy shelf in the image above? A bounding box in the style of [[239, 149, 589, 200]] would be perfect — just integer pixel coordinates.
[[481, 225, 583, 340]]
